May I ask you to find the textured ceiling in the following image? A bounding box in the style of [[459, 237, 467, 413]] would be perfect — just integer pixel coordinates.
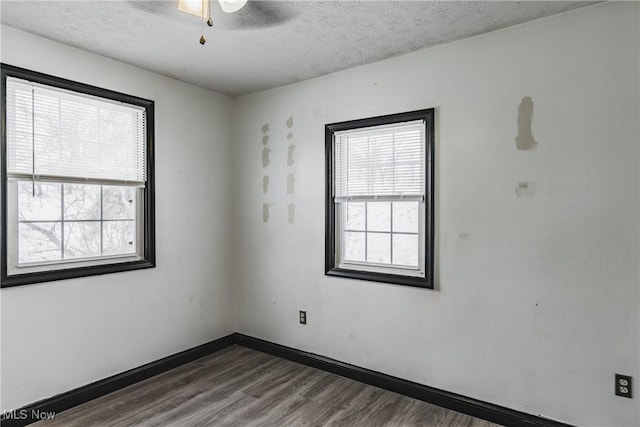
[[1, 1, 595, 96]]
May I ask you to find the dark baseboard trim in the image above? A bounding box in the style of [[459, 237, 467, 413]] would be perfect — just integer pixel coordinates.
[[0, 334, 235, 427], [1, 333, 573, 427], [234, 334, 574, 427]]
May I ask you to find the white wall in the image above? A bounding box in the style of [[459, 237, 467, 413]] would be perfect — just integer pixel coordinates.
[[232, 3, 640, 426], [0, 26, 235, 411]]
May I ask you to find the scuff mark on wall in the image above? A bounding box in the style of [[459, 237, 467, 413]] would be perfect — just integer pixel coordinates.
[[262, 203, 273, 222], [262, 147, 271, 167], [263, 175, 270, 194], [286, 116, 294, 128], [287, 203, 295, 224], [287, 132, 294, 140], [287, 145, 296, 166], [458, 232, 471, 240], [262, 135, 269, 145], [261, 123, 270, 133], [287, 173, 295, 194], [516, 96, 537, 151], [515, 181, 536, 198]]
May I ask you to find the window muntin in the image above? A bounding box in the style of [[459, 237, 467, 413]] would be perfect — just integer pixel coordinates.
[[1, 64, 155, 287], [325, 109, 434, 288]]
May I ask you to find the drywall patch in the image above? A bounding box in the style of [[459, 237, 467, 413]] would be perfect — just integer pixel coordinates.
[[286, 116, 294, 128], [263, 175, 270, 194], [516, 181, 536, 198], [261, 123, 270, 133], [262, 135, 269, 145], [287, 173, 295, 194], [262, 203, 273, 222], [262, 147, 271, 167], [287, 132, 294, 140], [288, 203, 295, 224], [516, 96, 537, 151], [287, 145, 296, 166], [458, 232, 471, 240]]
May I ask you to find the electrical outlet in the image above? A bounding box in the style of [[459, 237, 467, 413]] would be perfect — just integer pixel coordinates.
[[615, 374, 633, 398], [299, 310, 307, 325]]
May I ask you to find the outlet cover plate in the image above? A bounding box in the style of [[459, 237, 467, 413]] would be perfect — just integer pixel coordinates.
[[615, 374, 633, 398]]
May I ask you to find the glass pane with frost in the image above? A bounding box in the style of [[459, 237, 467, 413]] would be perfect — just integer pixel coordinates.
[[64, 184, 100, 220], [344, 231, 365, 262], [103, 221, 136, 255], [64, 221, 100, 259], [392, 233, 419, 267], [392, 202, 419, 233], [367, 232, 390, 264], [103, 186, 135, 220], [18, 182, 61, 221], [19, 222, 61, 263], [367, 202, 390, 232], [346, 202, 365, 231]]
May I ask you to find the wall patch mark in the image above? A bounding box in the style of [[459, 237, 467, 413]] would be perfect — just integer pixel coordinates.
[[261, 123, 270, 133], [286, 116, 294, 128], [287, 132, 294, 140], [516, 96, 537, 151], [262, 147, 271, 167], [262, 135, 269, 145], [262, 203, 273, 222], [516, 181, 536, 198], [288, 203, 295, 224], [287, 145, 296, 166], [263, 175, 270, 194], [287, 173, 295, 194]]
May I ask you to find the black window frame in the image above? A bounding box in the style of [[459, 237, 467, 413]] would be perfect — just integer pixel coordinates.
[[1, 64, 156, 288], [325, 108, 435, 289]]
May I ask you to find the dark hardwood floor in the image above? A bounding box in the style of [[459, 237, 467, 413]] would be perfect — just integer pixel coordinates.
[[34, 345, 503, 426]]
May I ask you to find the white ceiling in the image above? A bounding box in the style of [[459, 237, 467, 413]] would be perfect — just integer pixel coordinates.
[[1, 1, 595, 96]]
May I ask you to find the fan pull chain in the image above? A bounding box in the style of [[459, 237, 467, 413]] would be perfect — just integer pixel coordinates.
[[199, 0, 206, 44]]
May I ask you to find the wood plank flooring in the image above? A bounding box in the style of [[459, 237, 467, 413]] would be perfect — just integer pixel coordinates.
[[33, 345, 503, 427]]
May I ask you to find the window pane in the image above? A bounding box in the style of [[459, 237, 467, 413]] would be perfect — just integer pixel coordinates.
[[345, 202, 365, 231], [103, 221, 136, 255], [64, 222, 100, 259], [392, 233, 419, 267], [344, 231, 365, 262], [367, 202, 390, 232], [18, 182, 61, 221], [367, 232, 390, 264], [18, 222, 61, 263], [392, 202, 419, 233], [103, 186, 135, 220], [64, 184, 100, 220]]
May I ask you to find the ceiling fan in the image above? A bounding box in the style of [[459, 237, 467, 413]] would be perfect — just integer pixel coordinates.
[[178, 0, 247, 44], [177, 0, 297, 44]]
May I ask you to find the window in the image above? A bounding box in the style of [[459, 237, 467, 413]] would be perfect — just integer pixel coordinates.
[[1, 64, 155, 287], [325, 109, 434, 288]]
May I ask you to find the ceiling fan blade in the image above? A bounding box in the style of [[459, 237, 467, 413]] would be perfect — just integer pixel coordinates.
[[214, 1, 300, 30]]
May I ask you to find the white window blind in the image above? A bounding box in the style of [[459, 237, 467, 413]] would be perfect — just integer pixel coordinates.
[[6, 77, 147, 186], [334, 120, 425, 202]]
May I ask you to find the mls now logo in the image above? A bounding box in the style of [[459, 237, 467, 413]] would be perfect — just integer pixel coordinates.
[[2, 409, 56, 421]]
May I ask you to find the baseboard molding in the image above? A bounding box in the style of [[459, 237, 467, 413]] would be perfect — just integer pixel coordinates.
[[2, 333, 573, 427], [0, 334, 236, 427], [235, 334, 574, 427]]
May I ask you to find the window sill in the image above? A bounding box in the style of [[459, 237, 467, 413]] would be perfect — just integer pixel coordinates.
[[325, 266, 433, 289], [1, 258, 155, 288]]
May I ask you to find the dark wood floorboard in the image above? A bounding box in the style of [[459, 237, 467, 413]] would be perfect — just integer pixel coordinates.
[[33, 345, 503, 427]]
